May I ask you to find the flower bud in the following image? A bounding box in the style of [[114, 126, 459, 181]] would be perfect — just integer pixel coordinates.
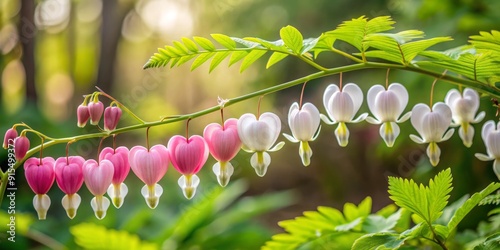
[[104, 106, 122, 131], [77, 104, 90, 127], [14, 136, 30, 161], [3, 128, 18, 149], [88, 101, 104, 125]]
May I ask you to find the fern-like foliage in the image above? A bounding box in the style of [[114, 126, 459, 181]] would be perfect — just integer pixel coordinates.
[[479, 193, 500, 206], [71, 223, 158, 250], [143, 16, 500, 90], [262, 197, 404, 250]]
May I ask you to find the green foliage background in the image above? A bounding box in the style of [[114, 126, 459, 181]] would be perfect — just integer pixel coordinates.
[[1, 0, 500, 249]]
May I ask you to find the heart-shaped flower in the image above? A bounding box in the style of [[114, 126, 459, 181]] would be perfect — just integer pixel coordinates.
[[83, 159, 114, 219], [88, 101, 104, 125], [203, 118, 241, 187], [366, 83, 411, 147], [445, 88, 485, 147], [410, 102, 454, 166], [168, 135, 209, 199], [283, 102, 321, 166], [103, 106, 122, 131], [475, 120, 500, 179], [129, 145, 169, 208], [55, 156, 85, 219], [321, 83, 368, 147], [24, 157, 55, 220], [99, 146, 130, 208], [3, 128, 17, 149], [237, 112, 284, 177]]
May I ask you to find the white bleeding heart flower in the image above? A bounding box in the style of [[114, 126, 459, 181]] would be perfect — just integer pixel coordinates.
[[237, 112, 284, 177], [475, 120, 500, 180], [321, 83, 368, 147], [409, 102, 454, 166], [283, 102, 321, 166], [366, 83, 411, 147], [445, 88, 485, 147]]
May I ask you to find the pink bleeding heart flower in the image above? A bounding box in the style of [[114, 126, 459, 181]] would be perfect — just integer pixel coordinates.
[[55, 156, 85, 219], [104, 106, 122, 131], [14, 135, 30, 161], [83, 159, 114, 220], [168, 135, 209, 199], [3, 128, 18, 149], [77, 104, 90, 128], [24, 157, 55, 220], [129, 145, 169, 208], [99, 146, 130, 208], [203, 118, 241, 187], [88, 101, 104, 125]]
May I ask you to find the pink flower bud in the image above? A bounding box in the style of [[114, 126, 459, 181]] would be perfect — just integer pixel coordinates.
[[88, 101, 104, 125], [14, 136, 30, 161], [24, 157, 55, 220], [77, 104, 90, 127], [3, 128, 18, 149], [129, 145, 169, 208], [104, 106, 122, 131], [168, 135, 209, 199], [99, 146, 130, 208]]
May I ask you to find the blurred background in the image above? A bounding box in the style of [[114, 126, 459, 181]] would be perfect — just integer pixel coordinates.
[[1, 0, 500, 249]]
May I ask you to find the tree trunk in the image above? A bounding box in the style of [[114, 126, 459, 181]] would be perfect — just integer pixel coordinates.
[[19, 0, 37, 102]]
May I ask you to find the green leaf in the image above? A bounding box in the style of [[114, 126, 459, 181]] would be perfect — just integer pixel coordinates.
[[231, 37, 262, 48], [243, 37, 287, 51], [352, 233, 406, 250], [312, 33, 336, 58], [209, 51, 231, 72], [479, 193, 500, 205], [447, 182, 500, 233], [71, 223, 158, 250], [240, 50, 267, 72], [266, 52, 288, 68], [191, 52, 215, 71], [388, 168, 453, 224], [469, 30, 500, 53], [193, 36, 216, 51], [182, 37, 199, 52], [280, 25, 304, 54], [473, 232, 500, 250], [211, 34, 236, 49], [229, 51, 249, 66], [172, 41, 189, 54], [427, 168, 453, 222], [329, 16, 395, 52], [362, 210, 401, 233]]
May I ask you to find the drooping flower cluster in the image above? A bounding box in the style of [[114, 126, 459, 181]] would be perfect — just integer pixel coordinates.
[[6, 79, 499, 221]]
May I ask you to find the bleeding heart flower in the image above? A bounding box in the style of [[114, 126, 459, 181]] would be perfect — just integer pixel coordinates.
[[445, 88, 485, 147], [321, 83, 368, 147], [203, 118, 241, 187], [129, 145, 169, 208], [366, 83, 411, 147], [168, 135, 209, 199], [237, 112, 284, 177], [88, 101, 104, 125], [24, 157, 55, 220], [99, 146, 130, 208], [14, 135, 30, 161], [3, 128, 17, 149], [55, 156, 85, 219], [83, 159, 114, 219], [410, 102, 454, 166], [475, 120, 500, 179], [283, 102, 321, 166], [104, 106, 122, 131], [77, 104, 90, 128]]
